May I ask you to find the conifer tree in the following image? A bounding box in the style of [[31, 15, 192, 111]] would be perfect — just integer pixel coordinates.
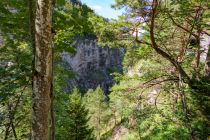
[[84, 86, 111, 140], [57, 88, 94, 140]]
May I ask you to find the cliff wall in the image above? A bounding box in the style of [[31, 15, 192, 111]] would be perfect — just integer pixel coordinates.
[[62, 39, 124, 93]]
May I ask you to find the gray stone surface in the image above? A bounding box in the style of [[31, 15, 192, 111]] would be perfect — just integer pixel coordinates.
[[200, 34, 210, 61], [62, 39, 124, 93]]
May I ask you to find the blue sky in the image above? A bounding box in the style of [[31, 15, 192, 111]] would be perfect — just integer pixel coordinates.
[[80, 0, 123, 19]]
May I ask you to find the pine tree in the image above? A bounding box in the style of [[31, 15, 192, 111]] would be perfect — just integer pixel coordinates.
[[84, 86, 111, 140], [62, 88, 94, 140]]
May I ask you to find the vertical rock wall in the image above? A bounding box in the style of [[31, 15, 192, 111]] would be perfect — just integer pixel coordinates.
[[62, 39, 124, 93]]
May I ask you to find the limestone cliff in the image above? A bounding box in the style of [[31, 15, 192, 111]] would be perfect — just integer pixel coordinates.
[[62, 39, 124, 93]]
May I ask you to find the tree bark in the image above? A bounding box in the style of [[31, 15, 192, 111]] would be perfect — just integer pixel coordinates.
[[31, 0, 53, 139], [193, 7, 203, 79], [204, 45, 210, 77]]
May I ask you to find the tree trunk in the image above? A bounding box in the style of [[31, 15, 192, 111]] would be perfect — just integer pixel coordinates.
[[31, 0, 53, 139], [193, 8, 203, 78], [204, 45, 210, 77]]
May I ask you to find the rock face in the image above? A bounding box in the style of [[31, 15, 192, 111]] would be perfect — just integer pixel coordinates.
[[200, 34, 210, 61], [62, 39, 124, 94]]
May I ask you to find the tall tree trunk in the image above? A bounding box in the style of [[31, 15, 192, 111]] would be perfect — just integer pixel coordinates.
[[31, 0, 53, 139], [192, 32, 201, 79], [204, 45, 210, 77], [193, 8, 203, 79], [194, 39, 201, 69]]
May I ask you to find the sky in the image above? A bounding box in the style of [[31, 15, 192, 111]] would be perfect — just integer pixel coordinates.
[[80, 0, 123, 19]]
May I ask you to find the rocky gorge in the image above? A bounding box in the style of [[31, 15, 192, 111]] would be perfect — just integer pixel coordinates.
[[62, 38, 124, 94]]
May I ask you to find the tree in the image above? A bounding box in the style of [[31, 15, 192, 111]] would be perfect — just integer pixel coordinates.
[[31, 0, 53, 138], [95, 0, 209, 92], [0, 0, 32, 139], [204, 45, 210, 77], [56, 88, 94, 140], [84, 86, 111, 140], [90, 0, 210, 139], [0, 0, 97, 139]]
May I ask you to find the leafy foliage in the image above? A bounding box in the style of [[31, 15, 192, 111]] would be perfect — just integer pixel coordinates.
[[84, 87, 111, 140], [56, 88, 94, 140], [0, 0, 209, 139]]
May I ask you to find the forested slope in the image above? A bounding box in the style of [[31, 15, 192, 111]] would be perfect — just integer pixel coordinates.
[[0, 0, 209, 139]]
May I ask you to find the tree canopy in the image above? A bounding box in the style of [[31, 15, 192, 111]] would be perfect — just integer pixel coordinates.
[[0, 0, 209, 139]]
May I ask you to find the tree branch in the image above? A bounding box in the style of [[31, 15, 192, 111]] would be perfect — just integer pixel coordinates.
[[167, 13, 199, 38], [149, 0, 191, 83]]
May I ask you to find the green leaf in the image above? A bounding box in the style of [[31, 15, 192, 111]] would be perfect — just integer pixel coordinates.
[[56, 0, 66, 6]]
